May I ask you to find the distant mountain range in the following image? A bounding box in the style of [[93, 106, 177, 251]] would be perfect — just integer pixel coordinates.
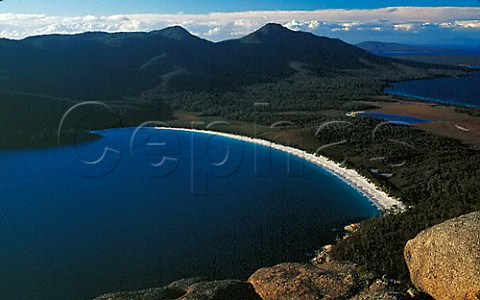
[[0, 23, 441, 100], [357, 41, 480, 56]]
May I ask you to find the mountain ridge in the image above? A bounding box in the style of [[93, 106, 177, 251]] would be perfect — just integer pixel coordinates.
[[0, 23, 458, 98]]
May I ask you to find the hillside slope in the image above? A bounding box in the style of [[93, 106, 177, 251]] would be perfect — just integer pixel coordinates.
[[0, 23, 447, 99]]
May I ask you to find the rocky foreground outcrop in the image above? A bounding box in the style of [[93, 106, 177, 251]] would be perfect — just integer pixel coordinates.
[[94, 278, 261, 300], [247, 261, 405, 300], [404, 211, 480, 300], [248, 262, 361, 299], [94, 261, 406, 300]]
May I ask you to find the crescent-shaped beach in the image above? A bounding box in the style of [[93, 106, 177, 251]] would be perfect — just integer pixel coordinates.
[[156, 127, 405, 212]]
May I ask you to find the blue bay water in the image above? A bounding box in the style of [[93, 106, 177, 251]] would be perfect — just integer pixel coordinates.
[[356, 112, 433, 125], [0, 128, 378, 300], [385, 72, 480, 107]]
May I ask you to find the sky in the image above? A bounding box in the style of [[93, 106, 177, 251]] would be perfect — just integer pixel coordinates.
[[1, 0, 480, 15], [0, 1, 479, 45]]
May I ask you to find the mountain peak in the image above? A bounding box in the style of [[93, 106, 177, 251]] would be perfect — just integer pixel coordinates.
[[257, 23, 292, 35], [240, 23, 295, 44], [261, 23, 288, 30], [157, 26, 195, 41]]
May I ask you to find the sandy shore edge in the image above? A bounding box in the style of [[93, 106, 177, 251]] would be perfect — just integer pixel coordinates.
[[155, 127, 405, 212]]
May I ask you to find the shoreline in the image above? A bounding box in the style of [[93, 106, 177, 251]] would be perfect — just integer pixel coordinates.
[[363, 95, 480, 147], [156, 126, 405, 213]]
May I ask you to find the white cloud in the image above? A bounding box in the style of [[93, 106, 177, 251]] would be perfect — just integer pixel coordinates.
[[205, 27, 221, 36], [440, 22, 454, 28], [0, 7, 478, 44], [455, 20, 480, 29], [393, 23, 416, 31]]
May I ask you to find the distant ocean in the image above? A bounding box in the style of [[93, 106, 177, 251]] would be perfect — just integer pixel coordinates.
[[0, 128, 378, 300], [385, 72, 480, 107]]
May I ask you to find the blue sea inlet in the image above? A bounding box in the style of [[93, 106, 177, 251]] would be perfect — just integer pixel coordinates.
[[385, 72, 480, 107], [0, 127, 378, 300]]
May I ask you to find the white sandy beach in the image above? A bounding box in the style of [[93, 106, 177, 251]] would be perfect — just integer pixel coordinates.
[[156, 127, 405, 212]]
